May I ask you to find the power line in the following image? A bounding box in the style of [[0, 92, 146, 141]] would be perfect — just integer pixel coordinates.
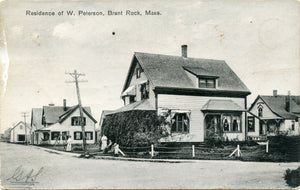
[[65, 70, 88, 154], [21, 112, 29, 145]]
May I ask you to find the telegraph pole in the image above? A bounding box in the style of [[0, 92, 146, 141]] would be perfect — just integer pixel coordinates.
[[21, 112, 29, 145], [65, 70, 88, 154]]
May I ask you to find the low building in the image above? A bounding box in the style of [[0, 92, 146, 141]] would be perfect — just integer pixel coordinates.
[[248, 90, 300, 140], [9, 121, 31, 143], [103, 45, 251, 142], [31, 99, 97, 145]]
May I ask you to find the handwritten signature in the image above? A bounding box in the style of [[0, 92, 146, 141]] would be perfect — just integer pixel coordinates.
[[7, 165, 44, 185]]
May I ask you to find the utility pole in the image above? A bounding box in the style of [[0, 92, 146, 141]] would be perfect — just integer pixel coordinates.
[[65, 70, 88, 154], [21, 112, 29, 145]]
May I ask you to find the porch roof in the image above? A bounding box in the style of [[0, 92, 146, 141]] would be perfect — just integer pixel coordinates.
[[35, 123, 68, 132], [201, 99, 246, 112], [106, 99, 155, 115]]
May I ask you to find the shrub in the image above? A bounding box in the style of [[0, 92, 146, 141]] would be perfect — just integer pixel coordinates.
[[102, 110, 168, 147], [284, 167, 300, 187]]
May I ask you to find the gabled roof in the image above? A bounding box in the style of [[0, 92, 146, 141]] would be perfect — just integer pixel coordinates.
[[58, 105, 97, 123], [11, 121, 31, 131], [31, 108, 43, 130], [249, 95, 300, 119], [122, 52, 250, 94], [106, 99, 155, 115], [202, 99, 246, 112], [42, 105, 96, 125], [43, 106, 70, 124]]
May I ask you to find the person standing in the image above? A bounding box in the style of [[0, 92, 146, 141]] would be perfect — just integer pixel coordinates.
[[100, 135, 108, 151], [66, 135, 72, 152]]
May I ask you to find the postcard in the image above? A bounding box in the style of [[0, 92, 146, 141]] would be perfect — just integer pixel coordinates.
[[1, 0, 299, 189]]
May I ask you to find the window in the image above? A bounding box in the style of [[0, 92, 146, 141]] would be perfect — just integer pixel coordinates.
[[51, 132, 60, 140], [258, 108, 263, 117], [71, 117, 86, 126], [62, 131, 69, 140], [171, 113, 189, 133], [74, 132, 82, 140], [140, 82, 149, 100], [232, 116, 241, 132], [18, 135, 25, 141], [222, 114, 242, 132], [198, 78, 216, 88], [85, 132, 93, 140], [136, 67, 142, 78], [291, 121, 295, 130], [42, 132, 49, 141], [129, 96, 136, 103], [248, 116, 255, 132], [222, 115, 231, 132]]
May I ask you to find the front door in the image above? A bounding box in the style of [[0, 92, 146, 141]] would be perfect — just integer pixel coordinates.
[[205, 115, 221, 139]]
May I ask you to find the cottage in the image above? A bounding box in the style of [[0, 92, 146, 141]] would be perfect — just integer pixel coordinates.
[[247, 90, 300, 140], [9, 121, 31, 143], [104, 45, 251, 142], [31, 99, 97, 145]]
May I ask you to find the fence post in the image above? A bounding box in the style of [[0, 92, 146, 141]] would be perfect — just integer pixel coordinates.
[[266, 140, 269, 153], [237, 145, 240, 157], [151, 144, 154, 157], [192, 145, 195, 158]]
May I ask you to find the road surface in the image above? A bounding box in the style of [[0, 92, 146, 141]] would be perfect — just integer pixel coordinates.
[[1, 142, 299, 189]]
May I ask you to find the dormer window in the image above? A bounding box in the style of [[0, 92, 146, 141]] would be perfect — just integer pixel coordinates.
[[199, 78, 216, 88]]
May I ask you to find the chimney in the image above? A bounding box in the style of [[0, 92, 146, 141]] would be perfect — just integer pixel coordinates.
[[285, 91, 291, 112], [63, 99, 67, 111], [273, 90, 278, 97], [181, 45, 187, 58]]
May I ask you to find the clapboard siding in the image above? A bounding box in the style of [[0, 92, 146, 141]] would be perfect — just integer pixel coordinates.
[[157, 94, 246, 142]]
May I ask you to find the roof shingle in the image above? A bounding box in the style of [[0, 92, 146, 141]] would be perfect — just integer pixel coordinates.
[[131, 52, 250, 92]]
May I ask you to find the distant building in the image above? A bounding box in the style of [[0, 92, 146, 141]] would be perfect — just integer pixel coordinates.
[[103, 45, 251, 142], [248, 90, 300, 140], [31, 99, 97, 145], [10, 121, 31, 143]]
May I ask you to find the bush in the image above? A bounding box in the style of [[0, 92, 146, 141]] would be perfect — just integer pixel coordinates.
[[102, 110, 168, 147], [284, 167, 300, 187]]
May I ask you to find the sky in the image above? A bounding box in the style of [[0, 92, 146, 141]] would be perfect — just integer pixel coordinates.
[[0, 0, 299, 132]]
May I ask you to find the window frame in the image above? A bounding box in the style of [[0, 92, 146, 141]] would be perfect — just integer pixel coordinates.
[[258, 107, 263, 117], [136, 67, 142, 79], [222, 114, 242, 133], [74, 131, 83, 140], [71, 117, 86, 126], [85, 132, 93, 140], [51, 131, 60, 140], [198, 78, 216, 88], [247, 116, 255, 132], [18, 135, 25, 141], [140, 82, 149, 100], [171, 113, 190, 133]]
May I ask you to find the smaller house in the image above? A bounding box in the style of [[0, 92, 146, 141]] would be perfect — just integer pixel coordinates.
[[31, 99, 97, 145], [9, 121, 31, 143], [97, 110, 114, 142], [248, 90, 300, 140]]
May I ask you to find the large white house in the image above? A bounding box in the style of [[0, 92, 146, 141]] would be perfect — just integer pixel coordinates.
[[102, 45, 251, 142], [31, 99, 97, 145]]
